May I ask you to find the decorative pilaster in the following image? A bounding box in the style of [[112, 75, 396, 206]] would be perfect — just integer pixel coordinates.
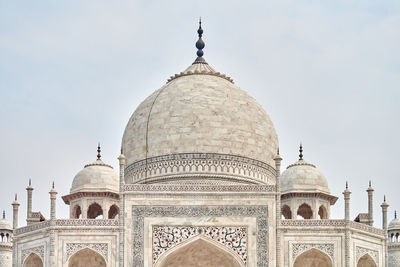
[[49, 182, 57, 220], [343, 182, 351, 267], [11, 194, 19, 229], [118, 149, 126, 267], [381, 195, 389, 267], [26, 179, 33, 225], [274, 149, 283, 267], [367, 181, 374, 226]]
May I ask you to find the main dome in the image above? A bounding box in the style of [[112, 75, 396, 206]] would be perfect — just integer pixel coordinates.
[[121, 24, 278, 184]]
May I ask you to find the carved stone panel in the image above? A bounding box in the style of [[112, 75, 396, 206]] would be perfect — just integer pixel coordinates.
[[65, 243, 108, 262], [132, 205, 269, 267], [152, 226, 247, 265]]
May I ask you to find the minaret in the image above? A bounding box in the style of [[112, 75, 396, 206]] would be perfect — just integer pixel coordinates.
[[11, 194, 19, 229], [343, 181, 351, 220], [367, 181, 374, 226], [26, 179, 33, 224], [49, 182, 57, 220], [381, 195, 389, 230]]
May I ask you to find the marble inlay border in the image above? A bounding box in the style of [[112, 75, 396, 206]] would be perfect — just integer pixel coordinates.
[[65, 243, 108, 262], [125, 153, 276, 184], [292, 243, 334, 261], [124, 184, 275, 192], [152, 226, 248, 265], [356, 246, 378, 265], [132, 205, 269, 267], [21, 245, 44, 264]]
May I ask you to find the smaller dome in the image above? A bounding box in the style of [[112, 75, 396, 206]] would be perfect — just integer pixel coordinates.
[[280, 159, 330, 194], [70, 159, 119, 194], [0, 213, 12, 231], [389, 213, 400, 230]]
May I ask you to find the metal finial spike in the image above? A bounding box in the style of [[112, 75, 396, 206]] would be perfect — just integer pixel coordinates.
[[15, 193, 17, 201], [395, 210, 397, 219], [277, 148, 280, 155], [369, 180, 371, 187], [193, 18, 206, 64], [52, 181, 55, 189], [2, 210, 5, 219], [29, 178, 31, 186], [97, 143, 101, 160], [299, 143, 303, 160], [346, 181, 348, 189], [384, 195, 386, 202]]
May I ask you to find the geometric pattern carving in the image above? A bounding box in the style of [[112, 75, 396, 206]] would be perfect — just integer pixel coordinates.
[[292, 243, 334, 261], [356, 246, 378, 265], [152, 226, 247, 265], [21, 245, 45, 263], [132, 205, 268, 267], [389, 253, 400, 266], [125, 153, 276, 184], [124, 184, 275, 193], [66, 243, 108, 262]]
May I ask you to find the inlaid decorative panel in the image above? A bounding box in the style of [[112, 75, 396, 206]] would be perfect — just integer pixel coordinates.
[[152, 226, 247, 265]]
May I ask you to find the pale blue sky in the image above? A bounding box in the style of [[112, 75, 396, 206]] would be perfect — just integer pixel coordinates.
[[0, 0, 399, 226]]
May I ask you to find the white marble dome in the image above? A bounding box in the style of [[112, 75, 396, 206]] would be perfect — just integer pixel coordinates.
[[280, 158, 330, 194], [0, 217, 12, 231], [70, 159, 119, 194], [122, 62, 279, 169], [389, 216, 400, 230]]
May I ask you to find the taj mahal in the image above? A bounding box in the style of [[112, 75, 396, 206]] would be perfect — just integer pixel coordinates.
[[1, 21, 400, 267]]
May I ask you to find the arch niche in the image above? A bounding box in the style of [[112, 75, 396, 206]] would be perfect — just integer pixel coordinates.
[[297, 203, 313, 219], [293, 248, 332, 267], [68, 248, 106, 267], [23, 253, 43, 267], [282, 205, 292, 219], [87, 203, 103, 219], [357, 254, 377, 267], [108, 204, 119, 219], [156, 237, 244, 267]]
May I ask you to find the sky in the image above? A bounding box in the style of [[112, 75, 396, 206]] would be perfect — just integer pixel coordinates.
[[0, 0, 399, 227]]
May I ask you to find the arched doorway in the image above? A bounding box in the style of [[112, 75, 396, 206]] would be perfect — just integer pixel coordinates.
[[72, 205, 82, 219], [23, 253, 43, 267], [357, 254, 377, 267], [68, 248, 106, 267], [157, 238, 243, 267], [293, 248, 332, 267]]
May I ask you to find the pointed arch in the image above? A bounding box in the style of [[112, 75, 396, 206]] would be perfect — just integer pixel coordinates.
[[72, 205, 82, 219], [23, 253, 43, 267], [293, 248, 332, 267], [318, 205, 328, 219], [297, 203, 313, 219], [87, 202, 103, 219], [155, 235, 245, 267], [108, 204, 119, 219], [67, 247, 106, 267], [357, 253, 377, 267], [282, 205, 292, 219]]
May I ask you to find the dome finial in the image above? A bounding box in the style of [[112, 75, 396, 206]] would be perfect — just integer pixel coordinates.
[[346, 181, 348, 189], [2, 210, 5, 219], [299, 143, 303, 160], [97, 143, 101, 160], [193, 17, 206, 64], [396, 210, 397, 219]]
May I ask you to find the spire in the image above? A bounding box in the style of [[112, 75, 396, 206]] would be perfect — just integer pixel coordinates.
[[299, 143, 303, 160], [384, 195, 386, 202], [52, 181, 55, 189], [15, 193, 17, 201], [346, 181, 348, 190], [97, 143, 101, 160], [29, 178, 31, 186], [396, 210, 397, 219], [2, 210, 5, 219], [193, 18, 206, 64]]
